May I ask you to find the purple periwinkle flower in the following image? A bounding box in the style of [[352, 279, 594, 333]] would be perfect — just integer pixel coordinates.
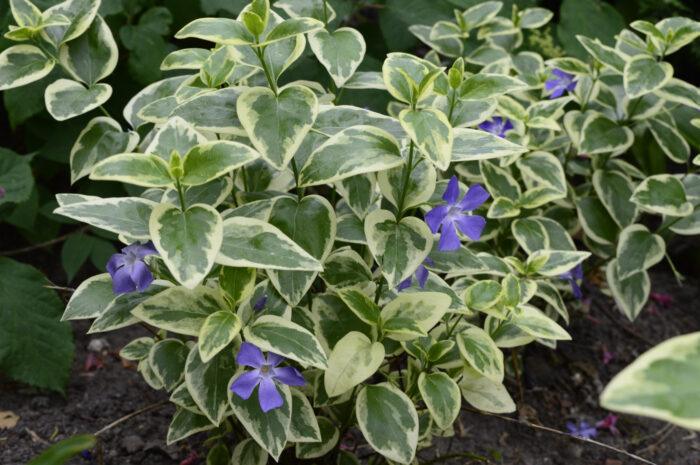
[[425, 176, 489, 251], [596, 413, 620, 436], [650, 292, 673, 308], [545, 69, 577, 99], [566, 421, 597, 439], [398, 257, 434, 291], [557, 263, 583, 298], [602, 349, 615, 365], [106, 241, 158, 295], [80, 450, 93, 460], [478, 117, 513, 138], [253, 295, 268, 312], [0, 186, 5, 198], [229, 342, 305, 412]]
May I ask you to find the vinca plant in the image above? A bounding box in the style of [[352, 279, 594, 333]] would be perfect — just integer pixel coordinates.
[[2, 0, 700, 462]]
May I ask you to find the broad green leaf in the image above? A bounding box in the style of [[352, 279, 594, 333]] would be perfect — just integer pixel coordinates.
[[320, 248, 373, 290], [382, 292, 450, 335], [90, 153, 172, 187], [148, 338, 188, 390], [512, 305, 571, 340], [606, 258, 650, 321], [631, 174, 693, 217], [58, 15, 117, 86], [592, 170, 638, 228], [244, 315, 328, 368], [70, 117, 139, 184], [575, 34, 626, 73], [149, 204, 223, 289], [576, 197, 620, 245], [356, 383, 418, 464], [219, 266, 256, 305], [364, 209, 433, 289], [616, 225, 665, 280], [479, 160, 521, 199], [124, 75, 189, 129], [465, 280, 502, 312], [0, 258, 73, 393], [238, 85, 317, 170], [10, 0, 41, 27], [460, 369, 515, 413], [146, 117, 208, 162], [41, 0, 100, 45], [181, 141, 259, 186], [0, 44, 53, 91], [324, 331, 384, 397], [0, 149, 33, 206], [217, 216, 322, 271], [267, 195, 336, 306], [382, 52, 439, 104], [457, 325, 504, 382], [44, 79, 112, 121], [417, 372, 460, 430], [288, 388, 321, 443], [580, 113, 634, 155], [120, 337, 154, 361], [88, 282, 170, 334], [335, 289, 380, 325], [228, 380, 291, 460], [257, 17, 323, 46], [299, 125, 403, 187], [231, 438, 269, 465], [296, 416, 339, 459], [161, 48, 210, 71], [600, 332, 700, 430], [534, 250, 590, 277], [54, 197, 157, 239], [337, 174, 377, 219], [26, 435, 96, 465], [185, 344, 236, 425], [656, 78, 700, 109], [171, 87, 248, 135], [166, 408, 215, 445], [378, 159, 436, 210], [309, 27, 365, 88], [175, 18, 254, 45], [131, 285, 226, 336], [199, 46, 235, 88], [648, 117, 690, 164], [198, 311, 242, 363], [399, 108, 453, 170], [624, 55, 673, 99], [459, 74, 525, 100], [452, 128, 527, 162], [62, 273, 114, 320]]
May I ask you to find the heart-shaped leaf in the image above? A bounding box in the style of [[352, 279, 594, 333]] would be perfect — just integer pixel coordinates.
[[309, 27, 366, 88], [45, 79, 112, 121]]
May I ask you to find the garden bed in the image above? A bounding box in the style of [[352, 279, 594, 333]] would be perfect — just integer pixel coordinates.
[[2, 270, 698, 465]]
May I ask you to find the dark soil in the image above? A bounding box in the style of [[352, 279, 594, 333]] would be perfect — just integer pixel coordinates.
[[2, 270, 699, 465]]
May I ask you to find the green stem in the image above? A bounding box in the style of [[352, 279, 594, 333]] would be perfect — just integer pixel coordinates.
[[333, 86, 346, 105], [447, 87, 457, 123], [290, 158, 303, 201], [656, 203, 700, 234], [253, 45, 278, 94], [374, 279, 384, 304], [241, 166, 249, 192], [174, 179, 187, 211], [664, 251, 684, 285], [396, 140, 416, 218], [445, 314, 465, 338], [322, 0, 329, 28]]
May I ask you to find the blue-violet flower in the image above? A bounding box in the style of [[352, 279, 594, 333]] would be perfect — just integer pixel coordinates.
[[106, 241, 158, 295], [398, 257, 434, 291], [478, 117, 513, 138], [253, 295, 268, 312], [425, 176, 489, 251], [566, 421, 597, 439], [545, 69, 577, 99], [229, 342, 305, 412], [557, 263, 583, 298]]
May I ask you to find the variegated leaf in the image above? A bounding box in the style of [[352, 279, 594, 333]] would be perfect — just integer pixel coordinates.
[[288, 388, 321, 443], [40, 0, 100, 45], [62, 273, 114, 321], [452, 128, 527, 162], [592, 170, 638, 228], [460, 368, 516, 413], [88, 282, 170, 333], [185, 344, 236, 425], [0, 44, 54, 91], [399, 108, 453, 170], [175, 18, 254, 45], [166, 408, 215, 445], [161, 48, 210, 71], [181, 141, 259, 186], [616, 225, 665, 280], [624, 55, 673, 99], [382, 292, 451, 337], [512, 305, 571, 340], [378, 159, 436, 210], [457, 325, 504, 382], [417, 372, 460, 430], [324, 331, 385, 397], [382, 52, 439, 104], [231, 438, 269, 465], [244, 315, 328, 368], [145, 116, 208, 162], [171, 87, 248, 136], [45, 79, 112, 121], [58, 15, 117, 86], [296, 417, 339, 459], [458, 73, 526, 100], [308, 27, 365, 88], [631, 174, 694, 217], [606, 258, 650, 321], [90, 153, 172, 187], [580, 113, 634, 155], [54, 197, 157, 239], [148, 338, 188, 391], [257, 17, 323, 46]]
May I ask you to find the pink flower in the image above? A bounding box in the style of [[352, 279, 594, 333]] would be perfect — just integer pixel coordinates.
[[602, 350, 615, 365], [596, 413, 620, 436], [650, 292, 673, 308]]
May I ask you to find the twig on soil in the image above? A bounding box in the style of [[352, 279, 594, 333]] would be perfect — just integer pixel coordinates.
[[0, 226, 89, 257], [461, 406, 657, 465], [94, 401, 169, 437], [635, 425, 676, 455], [24, 427, 49, 445]]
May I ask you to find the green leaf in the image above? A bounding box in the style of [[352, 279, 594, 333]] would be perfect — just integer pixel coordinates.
[[62, 273, 114, 320], [606, 258, 650, 321], [131, 285, 226, 336], [592, 170, 638, 228], [200, 46, 235, 88], [258, 17, 323, 45], [181, 141, 259, 186], [275, 0, 336, 23], [120, 337, 154, 361], [148, 338, 188, 391], [228, 380, 291, 460], [417, 372, 460, 430], [382, 52, 439, 104], [288, 388, 322, 443], [631, 174, 693, 217], [89, 283, 169, 333], [27, 435, 96, 465], [171, 87, 248, 136], [54, 196, 155, 239], [0, 149, 33, 206], [460, 369, 515, 413], [459, 74, 525, 100], [124, 75, 189, 129], [324, 331, 384, 397], [559, 0, 625, 61], [457, 325, 504, 382], [0, 258, 73, 393], [452, 128, 527, 162], [624, 55, 673, 99], [600, 332, 700, 430], [44, 79, 111, 121], [464, 280, 502, 312], [41, 0, 100, 45], [516, 151, 566, 197], [238, 85, 317, 170], [356, 383, 418, 464], [198, 311, 242, 363], [533, 250, 590, 277], [58, 15, 117, 86], [150, 204, 223, 289], [382, 292, 450, 335], [657, 78, 700, 109], [267, 195, 336, 306], [479, 160, 521, 199], [217, 216, 322, 271], [576, 35, 626, 73], [175, 18, 254, 45], [244, 315, 328, 368], [461, 1, 502, 29], [535, 281, 569, 324], [61, 233, 93, 282], [336, 288, 380, 325], [0, 44, 53, 91], [10, 0, 41, 27], [219, 266, 256, 305], [146, 116, 208, 162], [90, 153, 172, 187], [309, 27, 365, 88], [185, 344, 236, 425], [338, 174, 378, 219], [161, 48, 210, 71], [518, 7, 553, 28], [648, 117, 690, 164], [576, 197, 620, 245], [231, 438, 269, 465], [512, 305, 571, 340], [166, 408, 215, 445], [616, 225, 665, 280], [399, 108, 453, 170], [296, 416, 339, 459], [378, 158, 436, 211], [364, 209, 433, 289], [299, 125, 404, 187]]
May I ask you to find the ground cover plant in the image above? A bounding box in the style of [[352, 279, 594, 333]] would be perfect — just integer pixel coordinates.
[[1, 0, 699, 463]]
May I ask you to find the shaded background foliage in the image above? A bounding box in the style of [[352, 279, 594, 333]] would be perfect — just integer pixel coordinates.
[[0, 0, 698, 393]]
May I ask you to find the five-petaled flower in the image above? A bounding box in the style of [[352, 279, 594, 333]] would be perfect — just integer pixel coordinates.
[[545, 69, 577, 99], [229, 342, 305, 412], [478, 117, 513, 138], [106, 241, 158, 295], [425, 176, 489, 251], [558, 263, 583, 298], [566, 421, 597, 439], [398, 257, 434, 291], [596, 413, 620, 436]]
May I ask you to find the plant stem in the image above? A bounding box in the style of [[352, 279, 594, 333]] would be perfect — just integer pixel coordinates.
[[94, 401, 169, 436], [374, 279, 384, 304], [447, 88, 457, 123], [656, 203, 700, 234], [445, 314, 464, 338], [396, 140, 416, 218], [322, 0, 329, 28], [664, 251, 684, 285], [0, 225, 89, 256], [290, 158, 303, 201], [253, 45, 277, 94], [175, 179, 187, 211]]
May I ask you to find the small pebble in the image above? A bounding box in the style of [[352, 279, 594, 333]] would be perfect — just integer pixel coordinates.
[[87, 338, 110, 353], [122, 434, 145, 453]]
